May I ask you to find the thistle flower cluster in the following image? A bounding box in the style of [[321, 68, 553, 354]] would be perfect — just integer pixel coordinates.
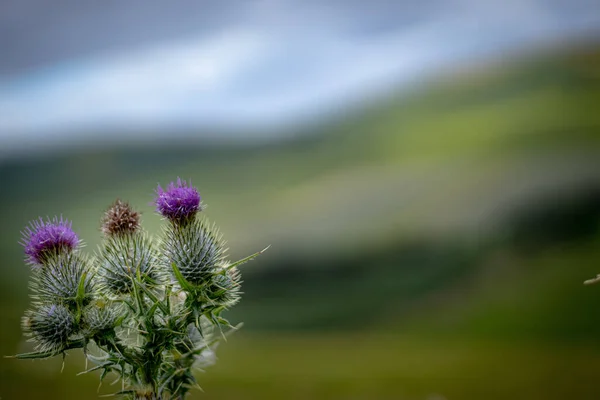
[[16, 179, 266, 400]]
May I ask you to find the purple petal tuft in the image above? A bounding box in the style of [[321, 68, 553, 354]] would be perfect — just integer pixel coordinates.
[[21, 217, 79, 265], [155, 178, 201, 222]]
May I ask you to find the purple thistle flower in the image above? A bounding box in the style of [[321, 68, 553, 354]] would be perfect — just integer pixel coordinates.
[[21, 217, 79, 265], [155, 178, 201, 222]]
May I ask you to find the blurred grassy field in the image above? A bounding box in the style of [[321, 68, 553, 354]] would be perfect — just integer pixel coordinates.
[[200, 335, 600, 400], [5, 334, 600, 399], [1, 41, 600, 399]]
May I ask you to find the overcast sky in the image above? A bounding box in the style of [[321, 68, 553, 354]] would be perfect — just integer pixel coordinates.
[[0, 0, 599, 157]]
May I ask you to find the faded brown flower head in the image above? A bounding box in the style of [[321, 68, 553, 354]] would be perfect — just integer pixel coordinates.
[[101, 199, 141, 236]]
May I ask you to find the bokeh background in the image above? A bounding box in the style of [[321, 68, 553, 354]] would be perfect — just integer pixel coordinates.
[[1, 1, 600, 399]]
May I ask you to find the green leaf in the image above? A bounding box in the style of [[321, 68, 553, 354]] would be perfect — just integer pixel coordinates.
[[13, 338, 86, 359], [133, 279, 169, 315], [165, 285, 172, 311], [13, 349, 59, 359], [222, 245, 270, 272], [171, 262, 194, 292], [99, 390, 135, 398], [130, 275, 146, 315], [77, 362, 113, 376], [76, 271, 88, 302]]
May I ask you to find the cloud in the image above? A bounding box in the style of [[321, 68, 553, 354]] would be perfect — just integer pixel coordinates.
[[0, 29, 270, 135], [0, 0, 598, 155], [0, 23, 456, 139]]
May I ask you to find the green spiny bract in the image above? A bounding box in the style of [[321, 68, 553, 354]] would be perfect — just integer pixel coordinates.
[[162, 218, 225, 286], [99, 233, 159, 295], [30, 253, 95, 308], [207, 267, 241, 307], [15, 180, 267, 399], [22, 303, 76, 354], [83, 300, 124, 335]]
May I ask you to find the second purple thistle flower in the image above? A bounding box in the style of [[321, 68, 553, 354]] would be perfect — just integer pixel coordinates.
[[155, 178, 201, 222], [22, 217, 79, 265]]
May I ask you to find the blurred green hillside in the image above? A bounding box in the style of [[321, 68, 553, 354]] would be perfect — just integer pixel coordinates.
[[1, 42, 600, 399]]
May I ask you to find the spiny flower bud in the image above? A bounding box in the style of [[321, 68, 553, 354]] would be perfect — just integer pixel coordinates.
[[99, 234, 158, 295], [21, 217, 79, 265], [207, 267, 241, 307], [101, 199, 141, 236], [31, 253, 94, 307], [23, 304, 75, 353], [155, 178, 201, 224], [163, 219, 225, 286], [84, 301, 123, 334]]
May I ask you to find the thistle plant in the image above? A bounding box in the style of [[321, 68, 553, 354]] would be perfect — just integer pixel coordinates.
[[14, 179, 266, 399]]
